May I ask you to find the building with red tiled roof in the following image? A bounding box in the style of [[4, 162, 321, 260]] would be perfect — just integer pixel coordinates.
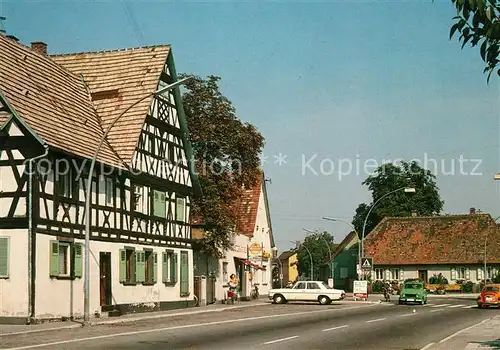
[[0, 35, 201, 322], [363, 211, 500, 284], [193, 171, 276, 302]]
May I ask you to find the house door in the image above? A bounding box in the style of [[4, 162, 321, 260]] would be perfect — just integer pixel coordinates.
[[418, 270, 428, 283], [99, 252, 112, 306]]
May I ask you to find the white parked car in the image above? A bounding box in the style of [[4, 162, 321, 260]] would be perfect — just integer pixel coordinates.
[[269, 281, 346, 305]]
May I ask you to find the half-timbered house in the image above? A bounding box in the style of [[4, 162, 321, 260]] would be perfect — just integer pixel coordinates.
[[0, 35, 201, 323]]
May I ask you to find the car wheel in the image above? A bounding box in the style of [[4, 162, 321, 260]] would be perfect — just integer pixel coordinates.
[[273, 294, 286, 304], [318, 295, 331, 305]]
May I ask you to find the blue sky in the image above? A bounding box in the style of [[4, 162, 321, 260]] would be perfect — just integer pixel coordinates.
[[2, 0, 499, 251]]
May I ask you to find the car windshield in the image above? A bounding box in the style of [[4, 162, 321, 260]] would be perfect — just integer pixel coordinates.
[[484, 286, 499, 292], [404, 283, 423, 289]]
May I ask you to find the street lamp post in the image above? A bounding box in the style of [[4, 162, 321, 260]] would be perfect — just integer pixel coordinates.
[[359, 187, 416, 280], [302, 228, 333, 280], [291, 240, 314, 280], [322, 217, 360, 278], [83, 77, 192, 326]]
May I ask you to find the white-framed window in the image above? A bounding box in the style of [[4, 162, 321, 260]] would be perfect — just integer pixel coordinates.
[[105, 177, 113, 205], [390, 269, 400, 280], [487, 267, 498, 279], [451, 267, 470, 281], [222, 262, 228, 282], [375, 268, 384, 280], [49, 240, 83, 278], [0, 237, 9, 279]]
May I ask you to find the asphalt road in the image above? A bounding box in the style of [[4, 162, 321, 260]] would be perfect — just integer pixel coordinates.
[[0, 297, 495, 350]]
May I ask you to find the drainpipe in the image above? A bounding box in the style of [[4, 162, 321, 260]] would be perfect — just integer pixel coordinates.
[[27, 144, 49, 324]]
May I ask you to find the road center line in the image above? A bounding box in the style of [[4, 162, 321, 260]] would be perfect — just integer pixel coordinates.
[[431, 304, 450, 308], [430, 309, 445, 313], [263, 336, 299, 345], [367, 317, 386, 323], [438, 318, 491, 343], [448, 304, 465, 308], [420, 342, 435, 350], [2, 304, 379, 349], [401, 313, 417, 317], [322, 325, 348, 332]]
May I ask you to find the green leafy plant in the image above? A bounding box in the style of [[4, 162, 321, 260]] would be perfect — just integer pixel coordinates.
[[352, 161, 443, 236], [429, 273, 449, 285], [181, 74, 265, 256], [448, 0, 500, 82]]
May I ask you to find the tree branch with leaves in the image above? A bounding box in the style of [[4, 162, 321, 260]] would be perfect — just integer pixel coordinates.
[[181, 74, 265, 257], [448, 0, 500, 81]]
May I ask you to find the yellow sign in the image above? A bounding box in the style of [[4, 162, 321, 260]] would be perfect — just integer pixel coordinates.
[[248, 243, 262, 256]]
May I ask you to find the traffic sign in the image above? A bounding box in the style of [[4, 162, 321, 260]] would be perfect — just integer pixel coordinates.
[[361, 257, 373, 269]]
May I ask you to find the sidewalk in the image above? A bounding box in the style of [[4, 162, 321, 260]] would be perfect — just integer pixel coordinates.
[[427, 315, 500, 349], [0, 299, 269, 336]]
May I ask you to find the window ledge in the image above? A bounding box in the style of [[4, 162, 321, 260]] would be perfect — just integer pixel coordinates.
[[180, 292, 190, 297], [122, 282, 137, 286], [0, 276, 9, 279], [164, 282, 176, 286], [142, 282, 156, 286], [51, 275, 75, 280]]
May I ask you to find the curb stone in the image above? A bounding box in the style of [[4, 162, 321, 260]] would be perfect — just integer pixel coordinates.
[[91, 302, 269, 326]]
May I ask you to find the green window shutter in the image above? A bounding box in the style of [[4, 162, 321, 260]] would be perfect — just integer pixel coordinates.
[[153, 190, 166, 217], [162, 252, 169, 283], [74, 243, 83, 278], [180, 251, 189, 296], [0, 237, 9, 278], [50, 240, 59, 277], [153, 252, 158, 283], [135, 251, 144, 283], [176, 198, 185, 221], [119, 249, 126, 282], [171, 253, 178, 283]]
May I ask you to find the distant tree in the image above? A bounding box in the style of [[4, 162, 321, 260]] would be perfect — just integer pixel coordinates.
[[448, 0, 500, 81], [181, 74, 265, 257], [294, 231, 337, 280], [352, 161, 444, 237]]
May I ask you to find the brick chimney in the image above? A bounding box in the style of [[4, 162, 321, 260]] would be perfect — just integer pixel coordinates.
[[31, 41, 47, 56], [470, 207, 476, 215]]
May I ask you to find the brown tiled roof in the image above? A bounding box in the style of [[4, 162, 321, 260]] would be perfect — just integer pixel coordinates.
[[0, 36, 121, 166], [278, 251, 296, 261], [363, 214, 500, 265], [51, 45, 170, 164], [234, 174, 262, 237]]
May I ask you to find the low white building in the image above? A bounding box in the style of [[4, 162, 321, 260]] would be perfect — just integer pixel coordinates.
[[0, 36, 200, 323], [193, 172, 276, 302], [363, 211, 500, 285]]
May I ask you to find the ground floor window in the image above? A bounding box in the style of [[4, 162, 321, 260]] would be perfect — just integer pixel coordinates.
[[162, 250, 178, 285], [222, 262, 228, 283], [390, 269, 400, 281], [0, 237, 9, 278], [375, 268, 384, 280], [144, 250, 157, 284], [50, 240, 82, 278]]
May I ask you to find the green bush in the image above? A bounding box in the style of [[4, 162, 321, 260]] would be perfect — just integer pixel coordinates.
[[429, 273, 448, 285], [461, 281, 474, 293], [371, 280, 385, 293]]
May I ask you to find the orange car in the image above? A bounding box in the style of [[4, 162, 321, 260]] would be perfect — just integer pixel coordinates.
[[477, 284, 500, 308]]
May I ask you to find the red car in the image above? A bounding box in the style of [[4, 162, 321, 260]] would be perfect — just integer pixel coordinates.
[[477, 284, 500, 308]]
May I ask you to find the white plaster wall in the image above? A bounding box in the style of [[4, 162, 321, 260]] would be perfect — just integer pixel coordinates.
[[213, 184, 274, 300], [35, 233, 194, 320], [0, 229, 28, 317], [372, 265, 500, 284]]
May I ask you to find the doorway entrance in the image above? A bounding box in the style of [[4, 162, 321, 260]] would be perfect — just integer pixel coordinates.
[[418, 270, 428, 283], [99, 252, 112, 307]]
